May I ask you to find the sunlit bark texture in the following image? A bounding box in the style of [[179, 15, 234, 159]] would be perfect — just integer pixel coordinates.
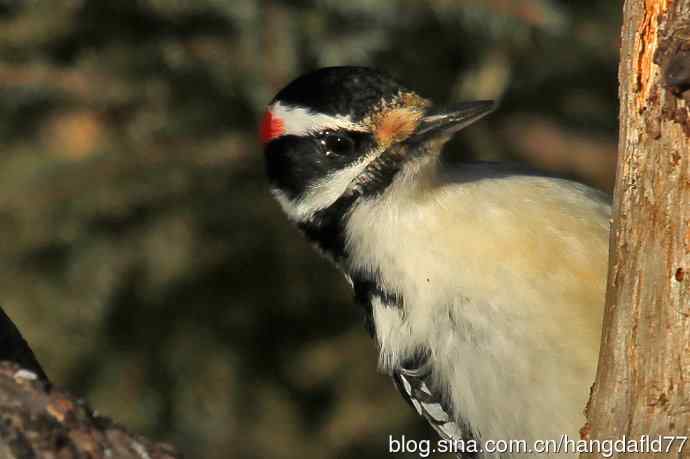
[[584, 1, 690, 457], [0, 362, 181, 459]]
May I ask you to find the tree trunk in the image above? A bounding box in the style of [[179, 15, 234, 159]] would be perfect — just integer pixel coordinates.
[[0, 308, 182, 458], [584, 1, 690, 457], [0, 362, 182, 459]]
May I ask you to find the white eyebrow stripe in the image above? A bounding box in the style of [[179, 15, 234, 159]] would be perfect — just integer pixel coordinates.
[[270, 101, 367, 137]]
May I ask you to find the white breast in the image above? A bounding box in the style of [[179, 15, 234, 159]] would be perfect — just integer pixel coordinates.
[[344, 161, 610, 454]]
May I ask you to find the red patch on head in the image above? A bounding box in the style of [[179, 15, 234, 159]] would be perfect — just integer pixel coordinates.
[[259, 111, 285, 144]]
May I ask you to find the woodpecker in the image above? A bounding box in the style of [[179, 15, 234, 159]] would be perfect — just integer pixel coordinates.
[[261, 66, 610, 457]]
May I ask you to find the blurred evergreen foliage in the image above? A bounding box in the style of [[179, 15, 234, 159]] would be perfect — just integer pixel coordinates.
[[0, 1, 620, 458]]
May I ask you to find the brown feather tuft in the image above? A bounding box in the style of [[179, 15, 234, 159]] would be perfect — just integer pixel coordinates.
[[373, 107, 425, 147]]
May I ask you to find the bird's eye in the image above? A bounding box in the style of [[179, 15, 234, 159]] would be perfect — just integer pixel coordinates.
[[321, 132, 355, 157]]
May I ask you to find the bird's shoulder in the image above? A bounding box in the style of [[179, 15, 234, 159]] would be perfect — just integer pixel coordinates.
[[435, 160, 611, 212]]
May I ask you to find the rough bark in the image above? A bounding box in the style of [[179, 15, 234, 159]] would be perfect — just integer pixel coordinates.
[[0, 308, 182, 458], [584, 1, 690, 458], [0, 361, 182, 459]]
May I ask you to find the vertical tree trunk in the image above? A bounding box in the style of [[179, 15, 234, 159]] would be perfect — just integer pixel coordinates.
[[584, 1, 690, 457]]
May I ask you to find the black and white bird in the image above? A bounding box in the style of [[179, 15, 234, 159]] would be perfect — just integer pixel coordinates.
[[261, 66, 610, 457]]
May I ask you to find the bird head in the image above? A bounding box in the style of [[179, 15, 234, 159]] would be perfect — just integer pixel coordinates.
[[261, 66, 495, 224]]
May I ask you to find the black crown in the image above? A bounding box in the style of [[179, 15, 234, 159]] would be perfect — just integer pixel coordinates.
[[272, 66, 409, 122]]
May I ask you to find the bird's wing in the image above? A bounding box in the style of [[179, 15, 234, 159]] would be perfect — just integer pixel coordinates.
[[392, 355, 478, 458]]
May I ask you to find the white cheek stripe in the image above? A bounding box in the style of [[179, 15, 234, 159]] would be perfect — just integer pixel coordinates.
[[271, 149, 381, 222], [271, 159, 369, 222], [269, 101, 366, 137]]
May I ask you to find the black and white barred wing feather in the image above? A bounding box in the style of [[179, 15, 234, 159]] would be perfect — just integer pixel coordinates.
[[393, 356, 477, 459]]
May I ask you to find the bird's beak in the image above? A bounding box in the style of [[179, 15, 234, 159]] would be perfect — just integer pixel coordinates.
[[406, 100, 496, 147]]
